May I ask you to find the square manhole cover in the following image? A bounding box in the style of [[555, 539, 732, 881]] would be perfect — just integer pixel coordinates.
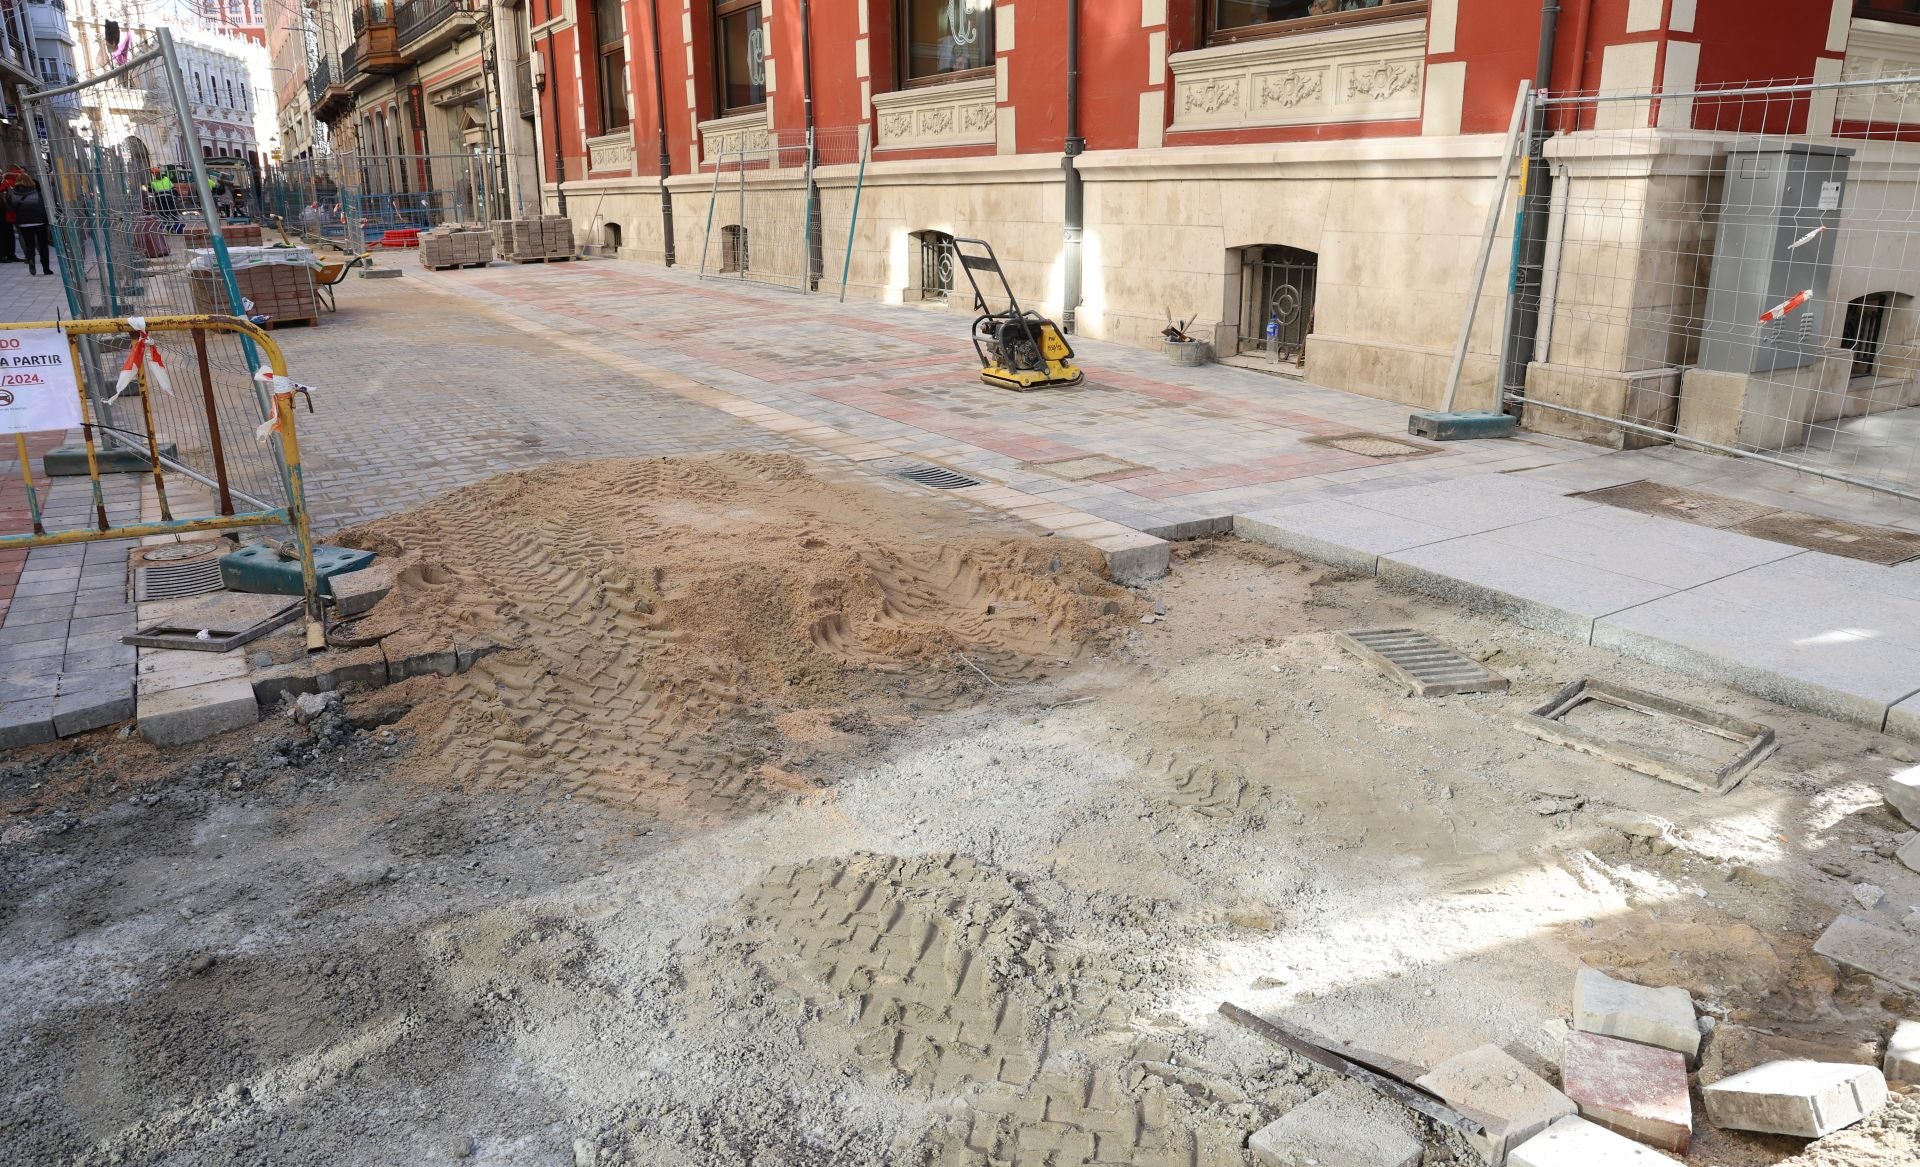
[[1023, 455, 1147, 481], [1577, 481, 1778, 529], [1305, 433, 1437, 459], [1336, 627, 1508, 697]]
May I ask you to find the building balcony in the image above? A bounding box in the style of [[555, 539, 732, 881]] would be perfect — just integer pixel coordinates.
[[395, 0, 459, 51], [307, 55, 352, 121], [348, 0, 411, 77]]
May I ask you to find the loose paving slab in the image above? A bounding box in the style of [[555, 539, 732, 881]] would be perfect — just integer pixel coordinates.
[[1558, 1031, 1691, 1152], [1475, 506, 1802, 590], [1415, 1044, 1576, 1166], [1814, 914, 1920, 993], [1888, 1020, 1920, 1084], [1247, 1080, 1424, 1167], [1233, 500, 1443, 574], [1571, 967, 1700, 1062], [1507, 1116, 1685, 1167], [1701, 1059, 1888, 1137], [137, 676, 260, 746], [1339, 475, 1597, 534], [1887, 766, 1920, 827]]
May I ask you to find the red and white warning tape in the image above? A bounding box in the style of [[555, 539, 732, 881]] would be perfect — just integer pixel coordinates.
[[108, 316, 173, 403], [1758, 289, 1814, 324]]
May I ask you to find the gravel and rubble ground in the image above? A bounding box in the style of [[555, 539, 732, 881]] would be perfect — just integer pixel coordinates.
[[3, 455, 1919, 1166]]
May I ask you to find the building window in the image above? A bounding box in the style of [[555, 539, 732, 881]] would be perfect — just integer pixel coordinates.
[[226, 78, 235, 107], [1858, 1, 1920, 25], [721, 223, 749, 272], [195, 73, 204, 100], [1843, 292, 1902, 378], [899, 0, 992, 85], [912, 229, 955, 301], [1236, 245, 1317, 363], [715, 0, 766, 114], [595, 0, 629, 130], [1207, 0, 1426, 44]]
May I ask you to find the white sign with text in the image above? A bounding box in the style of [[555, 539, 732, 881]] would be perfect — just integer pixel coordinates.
[[0, 328, 83, 435]]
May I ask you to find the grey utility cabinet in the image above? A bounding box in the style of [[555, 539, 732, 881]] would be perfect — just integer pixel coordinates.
[[1697, 143, 1852, 375]]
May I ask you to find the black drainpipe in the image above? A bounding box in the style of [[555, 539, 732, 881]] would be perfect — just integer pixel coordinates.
[[1061, 0, 1084, 333], [544, 23, 567, 214], [1501, 0, 1561, 407], [801, 0, 823, 289], [647, 0, 674, 264]]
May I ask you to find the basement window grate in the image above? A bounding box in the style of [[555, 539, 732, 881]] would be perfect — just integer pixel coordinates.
[[896, 463, 982, 490], [133, 557, 226, 602]]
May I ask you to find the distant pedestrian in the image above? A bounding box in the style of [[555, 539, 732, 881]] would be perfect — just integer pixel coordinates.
[[7, 176, 54, 277], [0, 165, 23, 263]]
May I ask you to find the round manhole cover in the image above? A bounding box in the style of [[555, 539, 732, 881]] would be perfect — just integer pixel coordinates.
[[131, 538, 231, 567]]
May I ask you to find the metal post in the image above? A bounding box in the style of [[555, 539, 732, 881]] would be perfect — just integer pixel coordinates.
[[839, 131, 869, 303], [130, 344, 174, 521], [65, 334, 111, 531], [191, 328, 235, 516], [1441, 81, 1530, 414], [14, 435, 45, 536], [799, 0, 821, 291], [545, 28, 567, 214], [1062, 0, 1084, 333], [698, 147, 723, 277], [269, 386, 325, 648], [647, 0, 675, 264]]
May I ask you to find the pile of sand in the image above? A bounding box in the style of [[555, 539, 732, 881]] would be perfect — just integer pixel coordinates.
[[339, 453, 1137, 817]]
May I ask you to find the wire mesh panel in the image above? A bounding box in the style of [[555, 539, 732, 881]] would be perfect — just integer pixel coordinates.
[[698, 126, 865, 293], [24, 33, 288, 512], [1515, 75, 1920, 503], [264, 151, 512, 254]]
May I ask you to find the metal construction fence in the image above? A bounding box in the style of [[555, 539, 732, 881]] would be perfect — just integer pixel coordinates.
[[1491, 73, 1920, 504], [697, 126, 868, 296], [261, 150, 517, 254]]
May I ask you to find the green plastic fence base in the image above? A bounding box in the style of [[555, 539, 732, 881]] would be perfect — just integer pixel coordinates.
[[220, 543, 375, 598], [1407, 411, 1518, 441]]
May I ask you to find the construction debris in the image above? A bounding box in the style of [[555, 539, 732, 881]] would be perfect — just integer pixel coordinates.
[[1414, 1044, 1576, 1166], [1571, 967, 1701, 1062], [1888, 1020, 1920, 1085], [1558, 1032, 1691, 1152], [1888, 765, 1920, 827], [1508, 1116, 1685, 1167], [1517, 676, 1777, 794], [1248, 1080, 1424, 1167], [1334, 626, 1509, 697], [1814, 915, 1920, 994], [1701, 1059, 1888, 1138]]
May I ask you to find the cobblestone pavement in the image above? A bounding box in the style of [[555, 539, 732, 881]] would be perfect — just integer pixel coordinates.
[[391, 252, 1607, 536]]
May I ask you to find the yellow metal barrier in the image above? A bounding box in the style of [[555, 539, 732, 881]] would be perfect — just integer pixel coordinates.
[[0, 314, 323, 647]]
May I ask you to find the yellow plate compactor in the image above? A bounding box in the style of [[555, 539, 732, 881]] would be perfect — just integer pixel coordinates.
[[954, 237, 1085, 391]]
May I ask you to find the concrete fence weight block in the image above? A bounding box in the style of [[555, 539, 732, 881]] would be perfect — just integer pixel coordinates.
[[1887, 765, 1920, 828], [1509, 1116, 1681, 1167], [1702, 1060, 1887, 1137], [1814, 915, 1920, 994], [1415, 1044, 1576, 1165], [1572, 966, 1700, 1061]]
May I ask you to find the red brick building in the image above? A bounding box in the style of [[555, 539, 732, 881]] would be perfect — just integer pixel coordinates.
[[520, 1, 1913, 411]]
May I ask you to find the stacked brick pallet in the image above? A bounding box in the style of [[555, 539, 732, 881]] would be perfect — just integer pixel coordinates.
[[189, 263, 319, 328], [493, 215, 575, 263], [420, 225, 495, 271], [182, 223, 263, 250]]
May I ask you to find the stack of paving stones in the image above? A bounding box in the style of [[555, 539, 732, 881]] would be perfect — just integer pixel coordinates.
[[191, 262, 319, 326], [182, 223, 263, 249], [1249, 962, 1904, 1166], [506, 215, 574, 263], [0, 477, 139, 746], [419, 225, 494, 271]]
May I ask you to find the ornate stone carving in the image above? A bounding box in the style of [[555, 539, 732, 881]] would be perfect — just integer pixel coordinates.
[[871, 76, 996, 150], [1169, 16, 1425, 132], [1258, 71, 1324, 109], [699, 111, 776, 164], [1345, 60, 1418, 101], [1840, 18, 1920, 125], [587, 129, 634, 174]]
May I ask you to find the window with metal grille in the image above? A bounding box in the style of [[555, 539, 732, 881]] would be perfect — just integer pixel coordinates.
[[912, 229, 955, 301], [1207, 0, 1425, 44], [721, 224, 749, 273], [1237, 245, 1317, 363]]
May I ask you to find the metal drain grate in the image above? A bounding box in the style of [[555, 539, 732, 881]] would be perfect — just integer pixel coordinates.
[[133, 557, 225, 602], [1305, 433, 1436, 459], [1336, 627, 1509, 697], [896, 463, 982, 490]]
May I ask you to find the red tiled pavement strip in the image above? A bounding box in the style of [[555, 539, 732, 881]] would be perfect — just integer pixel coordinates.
[[0, 431, 70, 626], [400, 253, 1603, 536]]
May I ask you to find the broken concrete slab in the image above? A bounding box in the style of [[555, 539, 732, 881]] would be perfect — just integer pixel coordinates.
[[1702, 1059, 1887, 1138], [1889, 766, 1920, 828], [328, 561, 396, 616], [1248, 1080, 1424, 1167], [1814, 915, 1920, 994], [51, 681, 135, 737], [1571, 967, 1700, 1062], [1415, 1043, 1576, 1165], [1508, 1116, 1680, 1167], [1888, 1020, 1920, 1085], [1699, 1025, 1882, 1087], [138, 677, 260, 746], [1559, 1031, 1691, 1152]]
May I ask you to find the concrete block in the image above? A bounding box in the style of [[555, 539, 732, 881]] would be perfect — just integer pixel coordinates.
[[1887, 765, 1920, 828], [136, 648, 250, 695], [1341, 474, 1596, 534], [1572, 966, 1700, 1061], [138, 677, 260, 746], [1477, 507, 1797, 590], [1887, 1020, 1920, 1084], [1088, 530, 1169, 584], [328, 562, 395, 616], [1702, 1060, 1887, 1137], [52, 680, 135, 736], [1380, 538, 1673, 643], [0, 697, 57, 748], [1247, 1080, 1424, 1167], [1559, 1032, 1691, 1152], [249, 660, 325, 708], [1233, 499, 1444, 575], [1814, 915, 1920, 994], [1415, 1043, 1576, 1165], [1900, 835, 1920, 875], [1509, 1116, 1684, 1167]]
